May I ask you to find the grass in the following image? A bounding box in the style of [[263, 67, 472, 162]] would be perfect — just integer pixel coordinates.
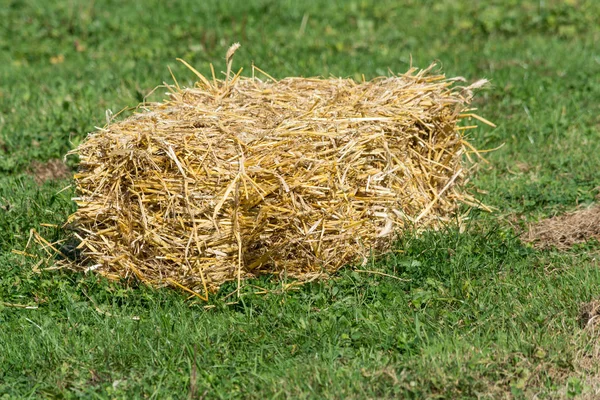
[[1, 0, 600, 398]]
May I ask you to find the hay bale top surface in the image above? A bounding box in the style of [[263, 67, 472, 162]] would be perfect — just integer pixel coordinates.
[[70, 52, 489, 299]]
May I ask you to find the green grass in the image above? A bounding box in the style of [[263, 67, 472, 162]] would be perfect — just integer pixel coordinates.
[[1, 0, 600, 398]]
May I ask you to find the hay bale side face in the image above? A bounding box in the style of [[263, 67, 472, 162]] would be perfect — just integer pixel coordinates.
[[72, 67, 480, 294]]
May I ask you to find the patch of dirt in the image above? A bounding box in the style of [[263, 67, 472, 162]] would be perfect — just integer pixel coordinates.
[[579, 301, 600, 330], [29, 159, 72, 184], [574, 302, 600, 399], [523, 204, 600, 250]]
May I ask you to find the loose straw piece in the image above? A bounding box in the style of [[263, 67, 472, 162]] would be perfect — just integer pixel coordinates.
[[1, 301, 38, 309], [354, 270, 412, 282]]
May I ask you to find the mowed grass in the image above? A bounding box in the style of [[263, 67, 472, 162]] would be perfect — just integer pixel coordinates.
[[1, 0, 600, 398]]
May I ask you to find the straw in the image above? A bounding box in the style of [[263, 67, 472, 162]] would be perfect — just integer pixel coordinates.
[[65, 49, 489, 296]]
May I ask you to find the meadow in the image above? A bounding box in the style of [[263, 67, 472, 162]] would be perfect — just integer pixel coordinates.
[[1, 1, 600, 398]]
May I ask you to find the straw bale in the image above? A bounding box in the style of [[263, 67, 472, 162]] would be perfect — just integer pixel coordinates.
[[67, 55, 488, 298]]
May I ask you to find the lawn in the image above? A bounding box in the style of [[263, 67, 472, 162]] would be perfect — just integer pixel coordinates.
[[1, 0, 600, 398]]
